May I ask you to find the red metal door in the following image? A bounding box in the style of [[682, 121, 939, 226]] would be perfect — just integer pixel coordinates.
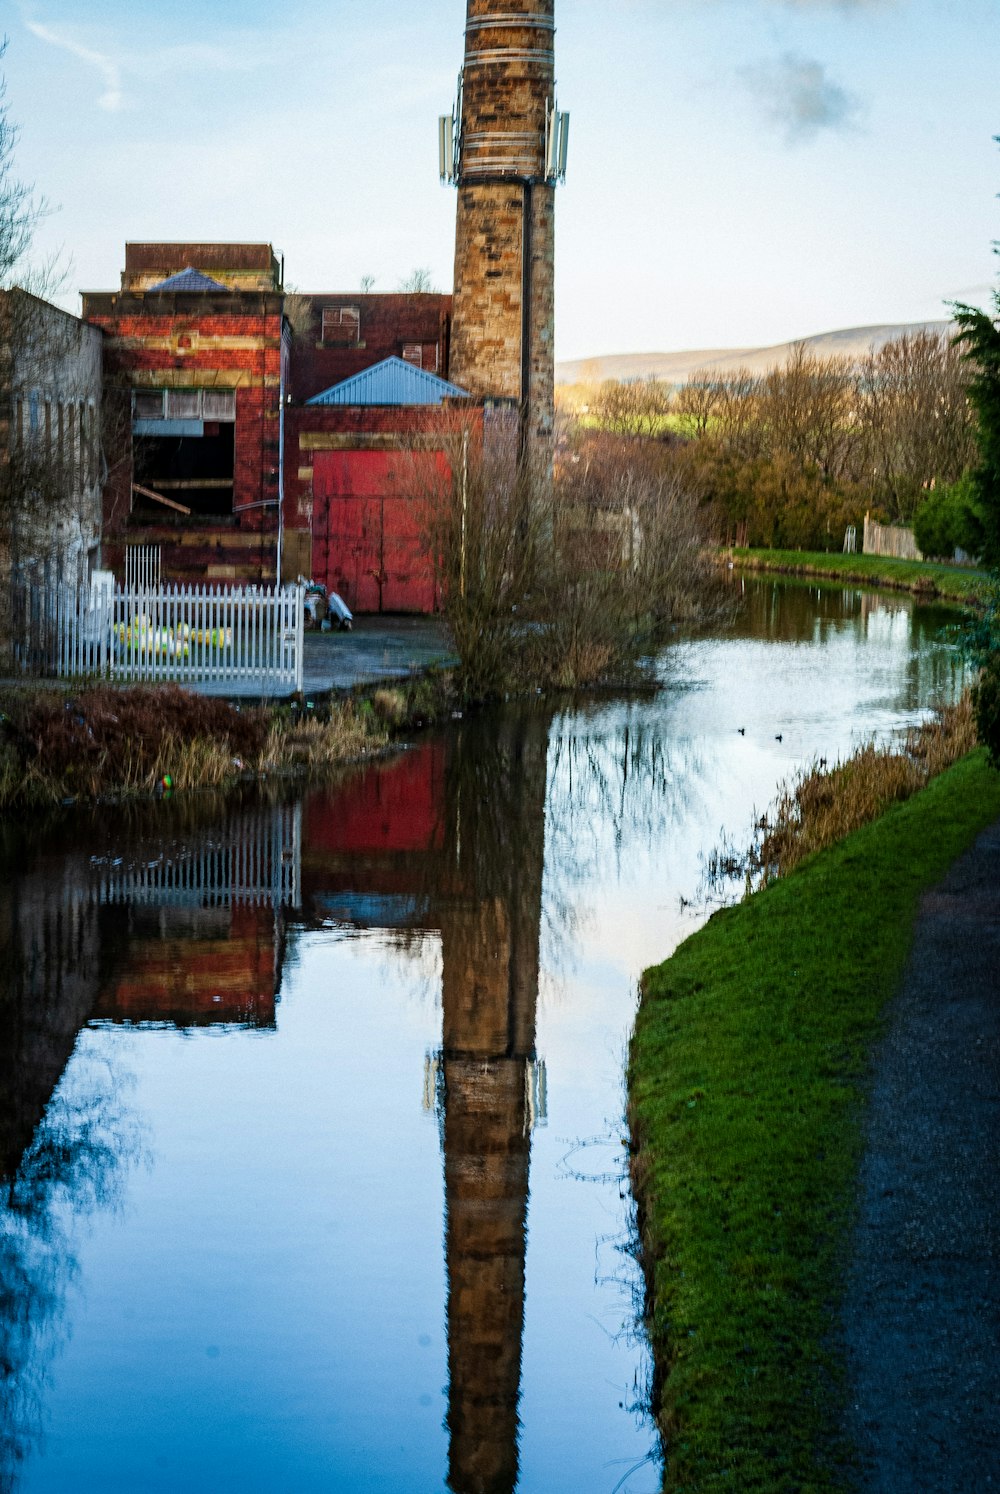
[[311, 450, 447, 614]]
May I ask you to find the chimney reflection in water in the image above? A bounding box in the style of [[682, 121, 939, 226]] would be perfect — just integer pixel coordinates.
[[433, 713, 549, 1494]]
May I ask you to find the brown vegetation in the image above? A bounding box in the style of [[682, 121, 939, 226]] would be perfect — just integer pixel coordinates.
[[0, 683, 391, 806], [415, 412, 723, 700], [707, 694, 979, 895], [572, 333, 976, 553]]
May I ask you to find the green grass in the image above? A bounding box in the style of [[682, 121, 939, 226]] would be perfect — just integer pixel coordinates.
[[629, 751, 1000, 1492], [732, 547, 988, 605]]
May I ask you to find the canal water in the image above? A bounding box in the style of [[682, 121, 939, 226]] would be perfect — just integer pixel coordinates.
[[0, 581, 967, 1493]]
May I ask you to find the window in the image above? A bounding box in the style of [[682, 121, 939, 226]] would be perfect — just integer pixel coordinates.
[[166, 390, 200, 420], [202, 389, 236, 421], [401, 344, 439, 371], [132, 390, 236, 422], [321, 306, 361, 345], [133, 391, 166, 420]]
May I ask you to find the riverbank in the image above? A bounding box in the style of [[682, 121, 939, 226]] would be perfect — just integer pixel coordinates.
[[628, 749, 1000, 1491], [0, 670, 456, 808], [730, 547, 987, 606]]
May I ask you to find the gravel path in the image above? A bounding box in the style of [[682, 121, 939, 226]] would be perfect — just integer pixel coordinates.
[[843, 818, 1000, 1492]]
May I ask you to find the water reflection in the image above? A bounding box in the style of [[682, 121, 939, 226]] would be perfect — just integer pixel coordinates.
[[0, 799, 297, 1491], [437, 714, 547, 1494], [0, 580, 970, 1492], [298, 714, 552, 1492]]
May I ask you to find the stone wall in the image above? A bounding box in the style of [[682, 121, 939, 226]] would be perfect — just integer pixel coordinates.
[[450, 0, 557, 474]]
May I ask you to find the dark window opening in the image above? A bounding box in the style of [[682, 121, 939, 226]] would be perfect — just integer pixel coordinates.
[[321, 306, 361, 345], [133, 426, 235, 518]]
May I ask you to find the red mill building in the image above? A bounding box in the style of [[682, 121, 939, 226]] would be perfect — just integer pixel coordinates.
[[443, 0, 568, 473], [76, 4, 567, 606]]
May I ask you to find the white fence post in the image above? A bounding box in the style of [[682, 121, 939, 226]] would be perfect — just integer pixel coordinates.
[[11, 576, 305, 697]]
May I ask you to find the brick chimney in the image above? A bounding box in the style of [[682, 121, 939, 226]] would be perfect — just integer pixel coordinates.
[[444, 1, 567, 476]]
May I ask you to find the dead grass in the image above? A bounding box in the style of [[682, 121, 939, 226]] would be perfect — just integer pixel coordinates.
[[0, 684, 390, 806], [708, 694, 979, 894], [261, 706, 387, 770]]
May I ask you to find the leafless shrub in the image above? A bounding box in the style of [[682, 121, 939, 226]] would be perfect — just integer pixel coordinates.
[[590, 378, 672, 439], [412, 413, 722, 699]]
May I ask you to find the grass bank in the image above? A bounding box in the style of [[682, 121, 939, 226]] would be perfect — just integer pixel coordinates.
[[731, 547, 987, 606], [0, 671, 456, 808], [629, 749, 1000, 1492]]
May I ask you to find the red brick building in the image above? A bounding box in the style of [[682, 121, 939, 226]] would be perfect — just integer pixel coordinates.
[[83, 244, 470, 607], [83, 244, 287, 586]]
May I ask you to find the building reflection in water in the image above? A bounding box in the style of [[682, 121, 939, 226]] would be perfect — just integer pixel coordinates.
[[437, 713, 547, 1494], [0, 715, 552, 1492], [0, 798, 300, 1488], [300, 711, 551, 1494]]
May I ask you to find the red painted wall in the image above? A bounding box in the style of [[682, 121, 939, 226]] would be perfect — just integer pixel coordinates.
[[284, 402, 479, 612]]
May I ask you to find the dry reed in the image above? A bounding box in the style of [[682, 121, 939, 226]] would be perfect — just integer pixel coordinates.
[[708, 694, 979, 895]]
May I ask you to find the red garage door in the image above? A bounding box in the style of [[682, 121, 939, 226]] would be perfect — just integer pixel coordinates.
[[312, 450, 449, 614]]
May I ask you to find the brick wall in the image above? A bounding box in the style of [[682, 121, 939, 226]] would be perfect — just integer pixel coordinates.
[[84, 289, 284, 583], [121, 242, 281, 292], [286, 293, 452, 402]]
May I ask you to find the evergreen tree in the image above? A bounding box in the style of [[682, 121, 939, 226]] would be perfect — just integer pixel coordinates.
[[952, 144, 1000, 566]]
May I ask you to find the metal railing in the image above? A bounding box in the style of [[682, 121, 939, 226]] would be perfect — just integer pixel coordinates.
[[93, 803, 302, 911], [124, 543, 162, 591], [12, 574, 305, 696]]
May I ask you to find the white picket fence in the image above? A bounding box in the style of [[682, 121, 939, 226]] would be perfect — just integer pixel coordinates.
[[12, 576, 305, 696]]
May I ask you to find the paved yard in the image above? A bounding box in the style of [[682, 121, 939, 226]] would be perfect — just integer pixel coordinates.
[[301, 616, 455, 696]]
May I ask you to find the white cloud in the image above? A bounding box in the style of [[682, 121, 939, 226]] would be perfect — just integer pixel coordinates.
[[25, 19, 124, 112], [21, 14, 273, 113]]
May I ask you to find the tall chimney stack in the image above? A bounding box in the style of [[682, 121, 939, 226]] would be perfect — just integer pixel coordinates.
[[442, 1, 567, 476]]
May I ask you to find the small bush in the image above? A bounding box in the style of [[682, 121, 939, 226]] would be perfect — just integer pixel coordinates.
[[913, 473, 983, 559], [2, 685, 267, 799]]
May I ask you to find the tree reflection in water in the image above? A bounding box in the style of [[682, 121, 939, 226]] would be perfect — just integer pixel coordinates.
[[0, 1048, 142, 1493]]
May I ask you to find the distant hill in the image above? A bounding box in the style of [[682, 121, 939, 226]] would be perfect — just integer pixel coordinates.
[[555, 322, 954, 386]]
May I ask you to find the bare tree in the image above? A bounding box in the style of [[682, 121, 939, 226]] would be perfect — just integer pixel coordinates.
[[672, 378, 721, 439], [591, 377, 672, 439], [857, 330, 975, 522], [0, 41, 43, 290], [409, 414, 721, 699], [398, 268, 438, 294]]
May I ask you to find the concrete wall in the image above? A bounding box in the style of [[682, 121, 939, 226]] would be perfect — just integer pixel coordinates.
[[0, 289, 104, 580]]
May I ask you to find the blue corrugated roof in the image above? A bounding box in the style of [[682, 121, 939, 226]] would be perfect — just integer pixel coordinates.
[[148, 267, 230, 292], [307, 356, 468, 407]]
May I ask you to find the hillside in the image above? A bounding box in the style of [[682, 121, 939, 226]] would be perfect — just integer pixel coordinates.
[[555, 321, 954, 386]]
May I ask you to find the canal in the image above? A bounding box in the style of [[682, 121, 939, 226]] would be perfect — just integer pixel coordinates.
[[0, 580, 968, 1492]]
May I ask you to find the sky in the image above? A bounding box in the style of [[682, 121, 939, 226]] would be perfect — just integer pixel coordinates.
[[3, 0, 999, 361]]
